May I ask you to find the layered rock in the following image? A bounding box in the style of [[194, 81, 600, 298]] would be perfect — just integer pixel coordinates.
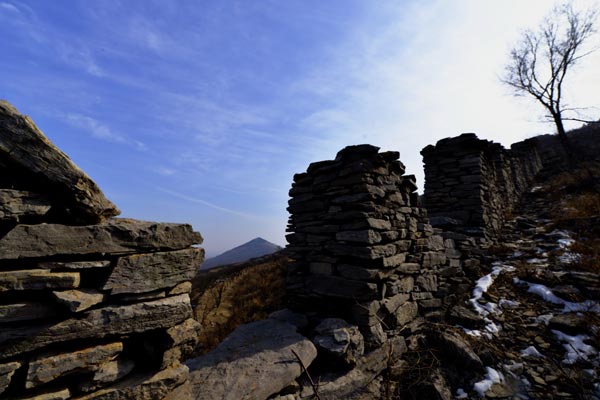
[[0, 101, 203, 399], [0, 100, 119, 223]]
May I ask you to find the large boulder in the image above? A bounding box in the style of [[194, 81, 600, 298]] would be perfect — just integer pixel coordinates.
[[186, 319, 317, 400]]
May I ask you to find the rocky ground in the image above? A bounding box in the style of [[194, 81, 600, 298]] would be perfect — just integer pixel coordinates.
[[444, 178, 600, 399]]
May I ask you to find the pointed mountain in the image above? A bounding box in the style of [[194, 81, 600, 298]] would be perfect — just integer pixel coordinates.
[[201, 237, 282, 269]]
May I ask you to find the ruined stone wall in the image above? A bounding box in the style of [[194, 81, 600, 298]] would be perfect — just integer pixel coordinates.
[[421, 133, 542, 241], [286, 145, 457, 349], [0, 101, 203, 400]]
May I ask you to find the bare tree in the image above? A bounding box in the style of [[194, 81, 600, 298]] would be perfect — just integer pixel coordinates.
[[503, 3, 598, 144]]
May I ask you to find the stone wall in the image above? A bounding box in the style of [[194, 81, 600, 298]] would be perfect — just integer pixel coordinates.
[[0, 101, 203, 400], [421, 133, 542, 241], [286, 145, 453, 348]]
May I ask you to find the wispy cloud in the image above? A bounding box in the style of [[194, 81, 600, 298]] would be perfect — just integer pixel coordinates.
[[0, 2, 19, 13], [156, 187, 257, 219], [65, 114, 146, 150]]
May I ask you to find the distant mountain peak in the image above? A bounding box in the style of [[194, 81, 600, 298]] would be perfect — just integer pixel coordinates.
[[201, 237, 282, 269]]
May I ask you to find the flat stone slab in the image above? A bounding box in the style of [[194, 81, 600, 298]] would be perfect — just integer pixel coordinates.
[[186, 319, 317, 400], [0, 100, 119, 223], [0, 294, 192, 360], [53, 289, 106, 313], [104, 248, 203, 294], [27, 342, 123, 388], [0, 219, 203, 259], [0, 269, 80, 291]]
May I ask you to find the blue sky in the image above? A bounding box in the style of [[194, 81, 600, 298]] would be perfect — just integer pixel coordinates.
[[1, 0, 598, 257]]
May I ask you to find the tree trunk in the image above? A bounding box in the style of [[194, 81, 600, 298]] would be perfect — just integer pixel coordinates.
[[552, 112, 575, 169]]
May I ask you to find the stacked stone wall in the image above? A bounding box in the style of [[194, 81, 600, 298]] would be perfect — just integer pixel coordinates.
[[286, 145, 456, 348], [0, 102, 203, 400], [421, 133, 542, 241]]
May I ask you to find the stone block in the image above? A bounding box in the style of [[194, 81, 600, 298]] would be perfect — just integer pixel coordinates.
[[53, 289, 106, 313], [104, 248, 203, 294], [336, 264, 378, 281], [26, 342, 123, 388], [0, 220, 203, 259], [307, 276, 379, 301], [336, 230, 382, 244], [381, 253, 406, 268], [416, 274, 438, 292], [0, 269, 79, 292], [396, 263, 421, 274], [0, 294, 192, 360]]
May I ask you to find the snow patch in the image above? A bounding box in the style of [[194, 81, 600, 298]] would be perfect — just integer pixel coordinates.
[[520, 346, 543, 357], [455, 388, 468, 399], [526, 258, 546, 264], [467, 263, 515, 337], [473, 367, 505, 397], [499, 299, 520, 309], [552, 330, 598, 364], [523, 281, 600, 312]]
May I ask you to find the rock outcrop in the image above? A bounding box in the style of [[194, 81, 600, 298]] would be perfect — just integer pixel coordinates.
[[0, 101, 203, 399], [0, 100, 119, 223]]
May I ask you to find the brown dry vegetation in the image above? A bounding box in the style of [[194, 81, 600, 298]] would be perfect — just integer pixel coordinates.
[[548, 162, 600, 274], [190, 252, 290, 356]]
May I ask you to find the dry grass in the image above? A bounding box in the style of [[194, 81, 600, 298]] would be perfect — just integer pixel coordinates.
[[547, 166, 600, 273], [190, 252, 290, 356]]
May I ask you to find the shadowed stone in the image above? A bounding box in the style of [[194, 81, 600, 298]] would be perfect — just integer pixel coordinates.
[[0, 189, 51, 221], [79, 359, 136, 393], [187, 319, 317, 400], [104, 248, 203, 294], [20, 388, 71, 400], [0, 219, 203, 259], [313, 318, 364, 366], [0, 361, 21, 395], [0, 100, 119, 222], [40, 261, 112, 270], [0, 302, 56, 323]]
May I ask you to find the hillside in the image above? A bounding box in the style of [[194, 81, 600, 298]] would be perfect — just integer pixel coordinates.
[[201, 237, 282, 269], [190, 252, 290, 355]]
